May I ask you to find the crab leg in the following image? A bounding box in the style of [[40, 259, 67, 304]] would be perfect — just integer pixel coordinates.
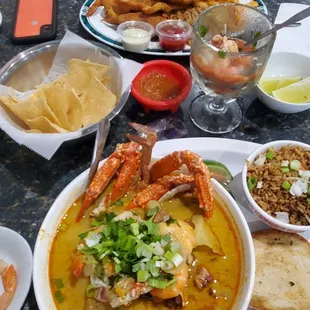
[[150, 151, 213, 218], [127, 175, 194, 209], [77, 156, 122, 222], [104, 152, 141, 207]]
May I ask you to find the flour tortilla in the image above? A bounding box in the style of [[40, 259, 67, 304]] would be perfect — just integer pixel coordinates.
[[250, 229, 310, 310]]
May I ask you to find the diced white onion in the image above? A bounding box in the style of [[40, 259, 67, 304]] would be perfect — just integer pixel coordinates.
[[0, 276, 5, 296], [155, 261, 164, 268], [289, 182, 303, 197], [301, 171, 310, 180], [85, 233, 101, 247], [296, 179, 308, 193], [256, 181, 263, 189], [253, 154, 266, 166], [91, 275, 110, 288], [281, 160, 289, 167], [275, 212, 289, 224]]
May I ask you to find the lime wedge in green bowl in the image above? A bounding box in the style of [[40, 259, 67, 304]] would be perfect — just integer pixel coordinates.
[[203, 160, 233, 183]]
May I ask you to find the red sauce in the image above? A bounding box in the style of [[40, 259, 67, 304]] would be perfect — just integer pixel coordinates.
[[137, 71, 181, 101], [158, 24, 189, 52]]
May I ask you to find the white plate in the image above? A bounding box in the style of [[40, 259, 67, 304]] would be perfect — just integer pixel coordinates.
[[32, 137, 309, 309], [0, 226, 33, 310], [79, 0, 268, 56]]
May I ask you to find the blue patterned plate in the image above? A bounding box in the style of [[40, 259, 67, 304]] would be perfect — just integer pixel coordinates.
[[79, 0, 268, 56]]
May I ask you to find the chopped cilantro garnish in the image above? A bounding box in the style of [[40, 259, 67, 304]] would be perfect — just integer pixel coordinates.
[[55, 290, 64, 303], [218, 50, 226, 59], [252, 31, 261, 48], [199, 25, 209, 37], [147, 206, 159, 217], [115, 200, 123, 206], [54, 278, 64, 289]]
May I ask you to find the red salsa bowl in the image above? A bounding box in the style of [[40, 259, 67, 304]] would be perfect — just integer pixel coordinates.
[[131, 60, 192, 112]]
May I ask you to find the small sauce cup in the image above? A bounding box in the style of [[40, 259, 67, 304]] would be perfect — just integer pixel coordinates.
[[117, 21, 154, 53], [156, 20, 192, 52]]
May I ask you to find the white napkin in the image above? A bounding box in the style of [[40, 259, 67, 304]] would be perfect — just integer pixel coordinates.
[[272, 3, 310, 57], [0, 30, 143, 160]]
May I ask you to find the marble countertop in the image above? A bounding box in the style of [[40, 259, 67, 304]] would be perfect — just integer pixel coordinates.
[[0, 0, 309, 308]]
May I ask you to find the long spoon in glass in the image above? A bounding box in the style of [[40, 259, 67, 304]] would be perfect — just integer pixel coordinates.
[[243, 6, 310, 50]]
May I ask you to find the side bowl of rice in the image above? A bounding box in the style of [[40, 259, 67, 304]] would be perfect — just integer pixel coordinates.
[[242, 140, 310, 233]]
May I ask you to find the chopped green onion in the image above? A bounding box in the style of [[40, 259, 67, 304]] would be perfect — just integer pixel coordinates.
[[155, 261, 163, 268], [83, 255, 97, 264], [161, 261, 174, 271], [281, 181, 291, 191], [148, 278, 167, 289], [170, 242, 181, 254], [247, 177, 257, 191], [281, 160, 289, 167], [146, 260, 159, 277], [147, 207, 159, 217], [130, 223, 140, 236], [153, 255, 160, 261], [86, 284, 96, 297], [115, 263, 122, 273], [137, 233, 145, 240], [171, 253, 183, 267], [55, 290, 64, 303], [164, 250, 174, 261], [290, 160, 301, 171], [166, 278, 177, 287], [115, 200, 123, 206], [78, 230, 91, 239], [281, 167, 290, 173], [137, 270, 149, 282], [113, 257, 121, 264], [112, 251, 119, 257], [266, 148, 275, 160], [54, 278, 64, 289]]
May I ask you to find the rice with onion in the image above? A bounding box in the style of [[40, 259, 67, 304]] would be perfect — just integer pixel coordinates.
[[247, 146, 310, 225]]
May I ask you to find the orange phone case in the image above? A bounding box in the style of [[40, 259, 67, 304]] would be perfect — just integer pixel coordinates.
[[12, 0, 57, 43]]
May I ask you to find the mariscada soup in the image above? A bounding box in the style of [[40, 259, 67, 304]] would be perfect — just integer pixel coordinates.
[[49, 188, 243, 310]]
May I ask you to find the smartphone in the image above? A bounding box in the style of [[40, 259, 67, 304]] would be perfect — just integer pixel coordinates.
[[12, 0, 57, 44]]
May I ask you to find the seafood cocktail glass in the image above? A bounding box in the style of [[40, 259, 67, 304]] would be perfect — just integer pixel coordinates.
[[190, 4, 276, 134]]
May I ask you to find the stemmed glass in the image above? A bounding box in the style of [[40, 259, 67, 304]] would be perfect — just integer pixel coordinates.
[[190, 4, 276, 134]]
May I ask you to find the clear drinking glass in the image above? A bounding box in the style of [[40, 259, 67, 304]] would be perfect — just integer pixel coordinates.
[[190, 4, 276, 134]]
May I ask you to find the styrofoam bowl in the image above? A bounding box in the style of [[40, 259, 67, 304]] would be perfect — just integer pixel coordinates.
[[242, 140, 310, 233], [33, 158, 255, 310], [257, 52, 310, 113]]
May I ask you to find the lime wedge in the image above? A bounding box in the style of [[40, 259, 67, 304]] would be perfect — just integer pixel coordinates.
[[272, 77, 310, 104], [203, 160, 233, 183], [259, 76, 301, 94]]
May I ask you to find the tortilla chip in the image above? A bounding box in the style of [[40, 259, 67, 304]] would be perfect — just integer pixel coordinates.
[[81, 76, 117, 127], [0, 90, 62, 127], [63, 88, 83, 131], [25, 116, 68, 133], [41, 84, 83, 131], [66, 59, 110, 95], [101, 77, 112, 89]]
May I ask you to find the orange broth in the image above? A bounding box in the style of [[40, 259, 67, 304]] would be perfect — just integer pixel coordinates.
[[49, 192, 242, 310]]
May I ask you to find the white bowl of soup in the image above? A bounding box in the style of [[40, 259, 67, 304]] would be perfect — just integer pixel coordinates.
[[33, 158, 255, 310]]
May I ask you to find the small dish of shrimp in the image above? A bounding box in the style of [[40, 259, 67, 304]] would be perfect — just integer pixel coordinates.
[[0, 227, 32, 310]]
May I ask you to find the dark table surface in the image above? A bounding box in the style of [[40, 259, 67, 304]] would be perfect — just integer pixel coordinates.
[[0, 0, 309, 309]]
